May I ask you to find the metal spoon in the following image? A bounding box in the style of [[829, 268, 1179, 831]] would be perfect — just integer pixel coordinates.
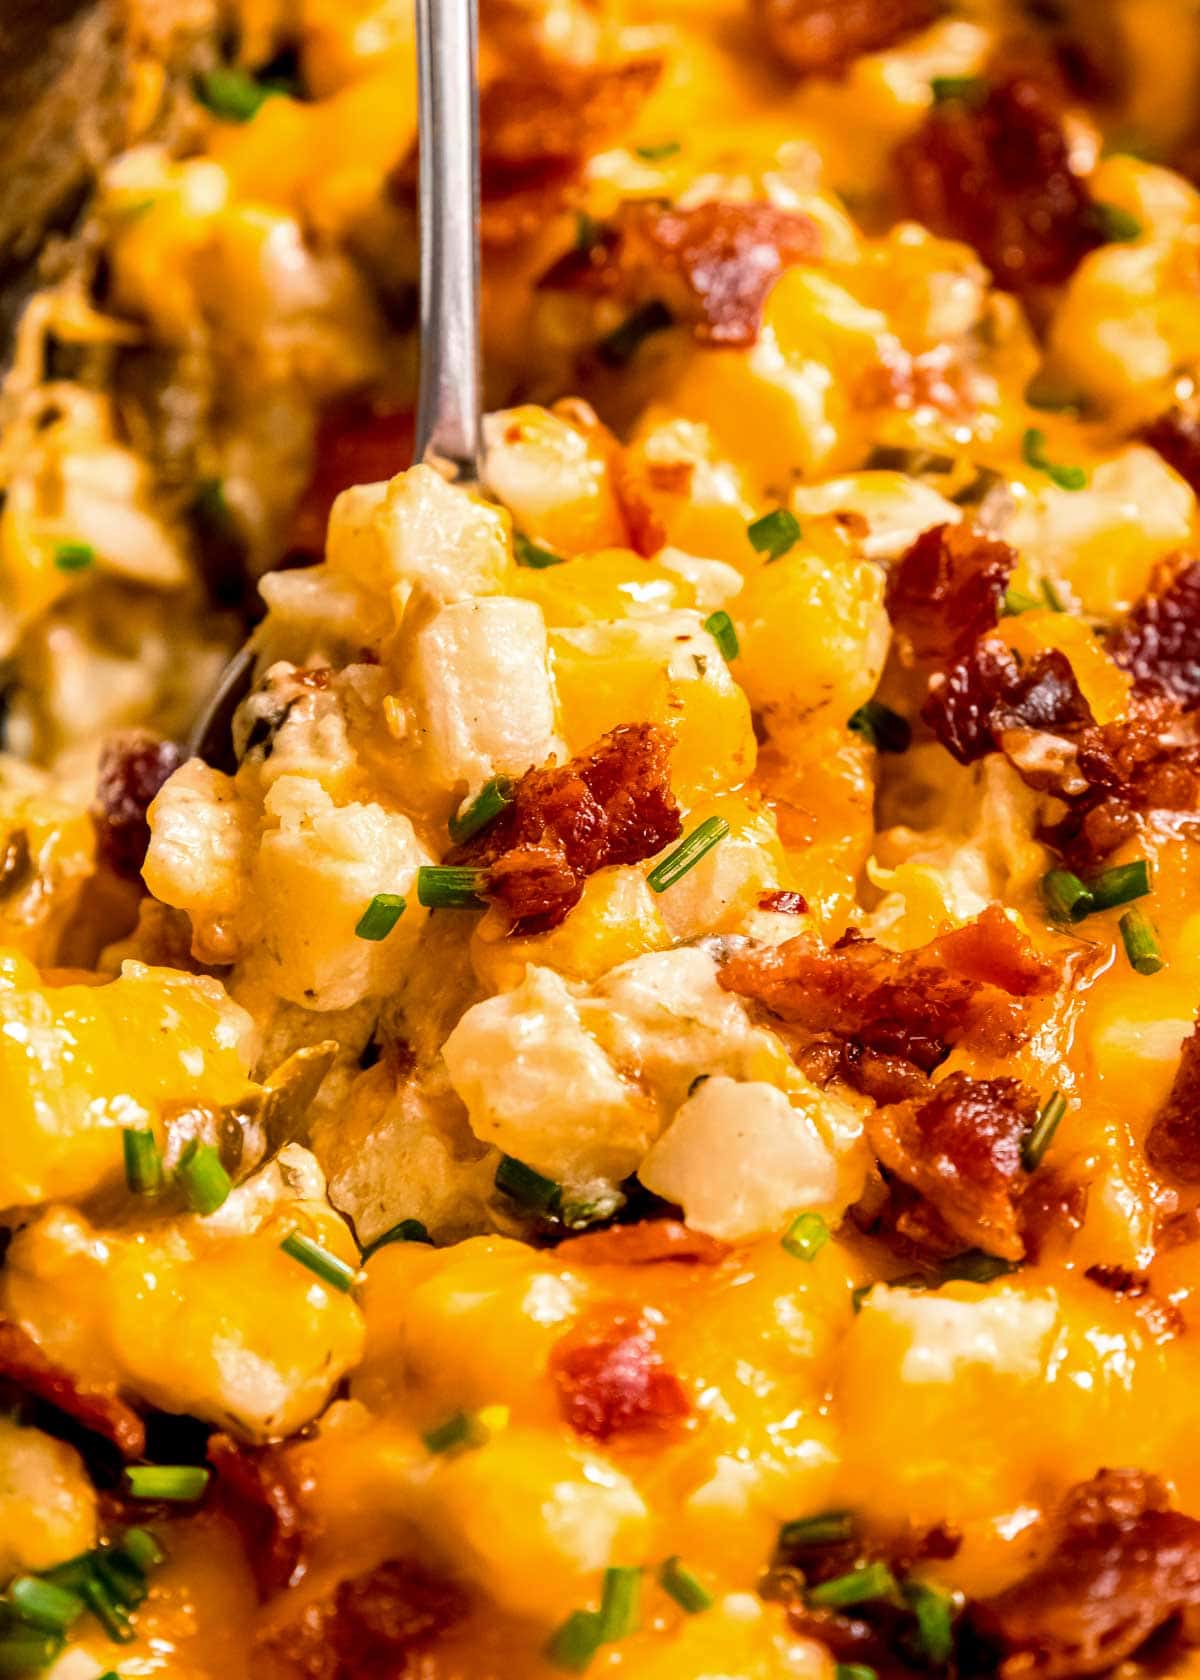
[[189, 0, 483, 765]]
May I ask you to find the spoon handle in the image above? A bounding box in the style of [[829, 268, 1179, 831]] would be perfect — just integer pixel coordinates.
[[414, 0, 482, 481]]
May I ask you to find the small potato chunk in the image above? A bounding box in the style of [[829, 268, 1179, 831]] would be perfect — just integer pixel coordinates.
[[0, 1419, 97, 1578]]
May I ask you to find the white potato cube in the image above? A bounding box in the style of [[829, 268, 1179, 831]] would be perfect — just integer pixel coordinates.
[[0, 1420, 97, 1578], [790, 471, 963, 560]]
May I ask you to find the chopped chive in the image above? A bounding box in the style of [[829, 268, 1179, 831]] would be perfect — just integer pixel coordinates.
[[41, 1557, 96, 1595], [7, 1576, 85, 1633], [354, 892, 406, 941], [449, 777, 515, 844], [0, 1630, 65, 1675], [280, 1230, 359, 1292], [124, 1465, 210, 1502], [361, 1219, 433, 1260], [1022, 427, 1088, 492], [597, 300, 674, 367], [1023, 1090, 1066, 1171], [416, 866, 486, 910], [1040, 577, 1066, 612], [422, 1411, 476, 1454], [123, 1129, 162, 1196], [850, 1282, 874, 1313], [1090, 201, 1141, 243], [597, 1567, 641, 1642], [781, 1211, 830, 1261], [747, 507, 801, 561], [1087, 859, 1150, 912], [837, 1667, 878, 1680], [847, 700, 911, 753], [196, 65, 276, 122], [495, 1154, 561, 1213], [514, 531, 566, 569], [546, 1609, 603, 1672], [905, 1580, 956, 1664], [808, 1562, 900, 1609], [53, 541, 95, 573], [646, 816, 729, 893], [1042, 867, 1094, 922], [1002, 587, 1042, 616], [780, 1510, 856, 1549], [930, 74, 987, 105], [575, 211, 601, 251], [635, 140, 681, 161], [92, 1554, 147, 1610], [176, 1139, 231, 1216], [80, 1575, 133, 1643], [118, 1527, 165, 1573], [1119, 906, 1164, 974], [658, 1556, 712, 1614], [939, 1251, 1020, 1284], [703, 610, 738, 661]]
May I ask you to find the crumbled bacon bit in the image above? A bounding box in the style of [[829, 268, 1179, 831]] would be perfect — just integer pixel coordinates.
[[1145, 1022, 1200, 1185], [719, 905, 1055, 1074], [923, 644, 1089, 767], [449, 723, 681, 934], [885, 522, 1016, 663], [895, 75, 1102, 299], [754, 0, 943, 77], [480, 54, 663, 168], [92, 731, 183, 882], [868, 1072, 1038, 1261], [0, 1318, 145, 1458], [969, 1470, 1200, 1677], [1139, 407, 1200, 497], [1109, 555, 1200, 711], [550, 1306, 690, 1441], [758, 889, 809, 915], [255, 1557, 469, 1680], [208, 1432, 305, 1599], [1085, 1264, 1150, 1297], [557, 1220, 729, 1267], [287, 402, 414, 559], [540, 200, 821, 348]]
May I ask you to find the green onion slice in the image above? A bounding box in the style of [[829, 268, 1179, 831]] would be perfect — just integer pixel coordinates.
[[1120, 906, 1165, 974], [1022, 427, 1088, 492], [597, 1567, 641, 1642], [747, 507, 801, 561], [53, 541, 94, 573], [658, 1556, 712, 1614], [546, 1609, 603, 1672], [635, 140, 681, 160], [422, 1411, 476, 1454], [8, 1576, 84, 1633], [781, 1211, 830, 1261], [196, 65, 277, 123], [280, 1230, 359, 1293], [1042, 867, 1094, 922], [0, 1630, 66, 1676], [119, 1527, 165, 1574], [176, 1139, 231, 1216], [646, 816, 729, 894], [905, 1579, 957, 1664], [808, 1561, 900, 1609], [361, 1219, 433, 1260], [847, 700, 911, 753], [449, 777, 515, 845], [354, 893, 406, 941], [123, 1129, 162, 1196], [930, 74, 987, 105], [80, 1574, 134, 1643], [416, 866, 486, 910], [1023, 1090, 1067, 1172], [1087, 859, 1150, 912], [124, 1465, 211, 1503], [703, 610, 739, 662], [597, 301, 674, 368], [514, 532, 566, 570], [494, 1154, 561, 1213], [779, 1510, 856, 1549], [1090, 201, 1142, 243], [836, 1667, 879, 1680], [1001, 587, 1042, 616]]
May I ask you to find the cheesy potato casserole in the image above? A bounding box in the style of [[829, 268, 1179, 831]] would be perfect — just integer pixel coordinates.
[[4, 0, 1200, 1676]]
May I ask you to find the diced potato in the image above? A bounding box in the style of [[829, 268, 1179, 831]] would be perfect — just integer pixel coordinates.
[[404, 597, 564, 798], [0, 946, 256, 1210], [620, 417, 760, 569], [471, 866, 672, 992], [0, 1420, 97, 1580], [144, 759, 258, 964], [327, 464, 512, 607], [252, 774, 432, 1010], [513, 548, 688, 628], [789, 472, 962, 560], [483, 405, 629, 553], [652, 794, 786, 941]]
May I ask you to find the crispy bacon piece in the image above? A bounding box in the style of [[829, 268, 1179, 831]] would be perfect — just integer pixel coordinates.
[[885, 522, 1016, 663], [480, 55, 662, 168], [208, 1433, 305, 1599], [868, 1073, 1038, 1260], [0, 1319, 144, 1458], [969, 1470, 1200, 1677], [758, 889, 809, 915], [550, 1306, 690, 1441], [923, 643, 1090, 766], [754, 0, 943, 77], [540, 200, 821, 348], [255, 1558, 469, 1680], [719, 905, 1055, 1074], [92, 731, 183, 882], [1145, 1021, 1200, 1185], [449, 723, 681, 934], [1139, 407, 1200, 497], [557, 1220, 729, 1267], [287, 403, 414, 558], [895, 75, 1102, 298], [1109, 556, 1200, 711]]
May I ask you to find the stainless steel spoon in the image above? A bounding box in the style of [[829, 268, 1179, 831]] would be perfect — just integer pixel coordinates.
[[189, 0, 483, 765]]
